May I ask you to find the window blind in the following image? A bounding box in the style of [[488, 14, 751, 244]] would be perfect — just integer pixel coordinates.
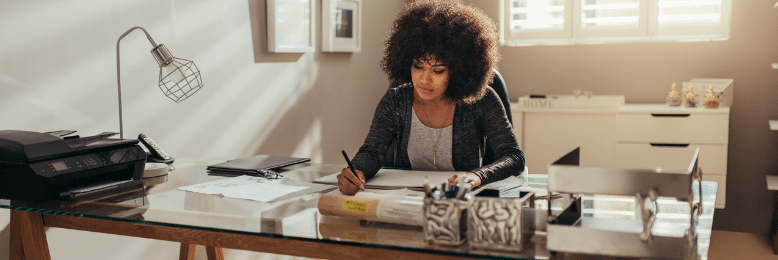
[[502, 0, 730, 45]]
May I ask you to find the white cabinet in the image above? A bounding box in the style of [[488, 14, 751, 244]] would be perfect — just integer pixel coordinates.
[[615, 104, 729, 208], [511, 102, 730, 209], [512, 108, 616, 177]]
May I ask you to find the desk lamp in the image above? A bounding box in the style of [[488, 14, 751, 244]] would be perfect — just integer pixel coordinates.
[[116, 26, 203, 139]]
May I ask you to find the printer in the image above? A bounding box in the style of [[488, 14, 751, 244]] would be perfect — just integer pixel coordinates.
[[0, 130, 146, 201]]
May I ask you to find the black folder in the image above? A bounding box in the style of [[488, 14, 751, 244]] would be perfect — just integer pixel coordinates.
[[206, 155, 310, 176]]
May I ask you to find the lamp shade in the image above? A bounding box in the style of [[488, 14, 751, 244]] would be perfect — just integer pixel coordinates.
[[151, 44, 203, 103]]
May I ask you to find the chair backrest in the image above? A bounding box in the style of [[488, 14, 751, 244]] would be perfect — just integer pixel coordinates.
[[482, 68, 512, 165], [383, 68, 512, 167], [489, 69, 512, 125]]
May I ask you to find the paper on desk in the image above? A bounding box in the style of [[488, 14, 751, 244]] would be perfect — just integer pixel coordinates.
[[361, 188, 424, 197], [178, 175, 324, 203], [313, 168, 463, 188], [178, 175, 252, 195]]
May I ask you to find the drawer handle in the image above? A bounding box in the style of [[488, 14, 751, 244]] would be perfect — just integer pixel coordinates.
[[651, 113, 690, 117], [650, 143, 690, 147]]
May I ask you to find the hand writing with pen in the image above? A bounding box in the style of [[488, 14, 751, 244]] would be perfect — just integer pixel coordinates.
[[336, 167, 365, 195]]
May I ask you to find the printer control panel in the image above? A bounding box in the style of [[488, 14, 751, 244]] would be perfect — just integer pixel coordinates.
[[29, 146, 146, 178], [31, 154, 102, 177]]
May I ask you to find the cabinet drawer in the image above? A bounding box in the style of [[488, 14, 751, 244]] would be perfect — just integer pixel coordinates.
[[614, 143, 727, 174], [703, 173, 726, 209], [616, 113, 729, 144]]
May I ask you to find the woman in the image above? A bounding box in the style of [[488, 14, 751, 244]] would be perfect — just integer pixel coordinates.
[[337, 0, 524, 195]]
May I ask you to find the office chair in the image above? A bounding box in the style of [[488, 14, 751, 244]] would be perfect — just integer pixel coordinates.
[[383, 68, 512, 167]]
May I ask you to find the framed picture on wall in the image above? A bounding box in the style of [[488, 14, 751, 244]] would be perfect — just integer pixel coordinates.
[[267, 0, 315, 53], [322, 0, 361, 52]]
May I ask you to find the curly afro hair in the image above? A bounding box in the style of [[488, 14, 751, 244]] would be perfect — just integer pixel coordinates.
[[380, 0, 500, 104]]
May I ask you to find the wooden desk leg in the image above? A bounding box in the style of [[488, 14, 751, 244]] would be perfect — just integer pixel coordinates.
[[10, 210, 23, 260], [179, 243, 197, 260], [205, 246, 224, 260], [10, 210, 51, 260], [182, 191, 224, 260], [178, 244, 224, 260]]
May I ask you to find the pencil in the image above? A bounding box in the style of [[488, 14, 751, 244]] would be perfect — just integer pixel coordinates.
[[341, 150, 364, 191]]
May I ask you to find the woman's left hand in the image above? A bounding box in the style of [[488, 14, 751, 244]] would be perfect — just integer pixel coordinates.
[[448, 173, 481, 188]]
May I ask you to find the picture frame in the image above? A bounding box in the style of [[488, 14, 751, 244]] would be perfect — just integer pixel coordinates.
[[321, 0, 361, 52], [267, 0, 315, 53]]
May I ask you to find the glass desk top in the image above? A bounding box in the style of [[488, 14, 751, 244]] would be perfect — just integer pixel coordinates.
[[0, 158, 717, 259]]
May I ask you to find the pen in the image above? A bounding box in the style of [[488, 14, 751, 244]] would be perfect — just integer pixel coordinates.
[[424, 176, 432, 196], [341, 150, 364, 191]]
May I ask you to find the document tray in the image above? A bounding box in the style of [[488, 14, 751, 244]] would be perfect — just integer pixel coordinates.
[[545, 147, 703, 260]]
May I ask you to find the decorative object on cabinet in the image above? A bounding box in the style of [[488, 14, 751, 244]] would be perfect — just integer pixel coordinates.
[[703, 85, 721, 108], [666, 82, 682, 106], [684, 78, 733, 107], [322, 0, 361, 52], [683, 84, 699, 108], [115, 26, 203, 139], [267, 0, 316, 53]]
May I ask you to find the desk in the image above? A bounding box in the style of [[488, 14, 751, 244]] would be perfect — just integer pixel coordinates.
[[2, 158, 717, 259]]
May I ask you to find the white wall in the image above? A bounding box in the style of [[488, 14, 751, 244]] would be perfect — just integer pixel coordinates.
[[0, 0, 406, 259]]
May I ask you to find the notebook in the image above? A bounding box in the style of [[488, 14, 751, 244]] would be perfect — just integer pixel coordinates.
[[207, 155, 311, 176]]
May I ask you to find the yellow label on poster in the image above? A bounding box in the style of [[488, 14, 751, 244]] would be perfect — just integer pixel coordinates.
[[343, 200, 368, 213], [343, 231, 369, 241]]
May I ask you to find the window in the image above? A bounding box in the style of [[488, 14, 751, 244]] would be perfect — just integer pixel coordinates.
[[501, 0, 731, 45]]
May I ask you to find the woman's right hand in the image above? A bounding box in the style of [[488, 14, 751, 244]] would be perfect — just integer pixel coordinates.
[[337, 168, 365, 195]]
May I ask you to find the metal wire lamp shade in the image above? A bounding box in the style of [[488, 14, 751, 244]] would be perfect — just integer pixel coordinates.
[[117, 26, 203, 139], [151, 44, 203, 103]]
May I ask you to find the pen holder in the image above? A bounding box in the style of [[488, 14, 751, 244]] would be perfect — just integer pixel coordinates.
[[423, 198, 467, 246], [467, 191, 535, 252]]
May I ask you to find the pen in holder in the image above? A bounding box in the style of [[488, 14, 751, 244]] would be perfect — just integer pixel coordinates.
[[467, 191, 535, 252], [423, 177, 469, 246]]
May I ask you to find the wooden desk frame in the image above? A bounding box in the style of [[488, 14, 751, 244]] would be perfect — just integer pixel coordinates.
[[8, 209, 473, 260]]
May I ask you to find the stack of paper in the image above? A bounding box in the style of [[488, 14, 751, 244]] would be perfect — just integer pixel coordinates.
[[313, 169, 465, 189]]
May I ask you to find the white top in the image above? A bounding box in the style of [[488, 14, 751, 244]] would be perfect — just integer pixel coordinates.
[[408, 107, 454, 171]]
